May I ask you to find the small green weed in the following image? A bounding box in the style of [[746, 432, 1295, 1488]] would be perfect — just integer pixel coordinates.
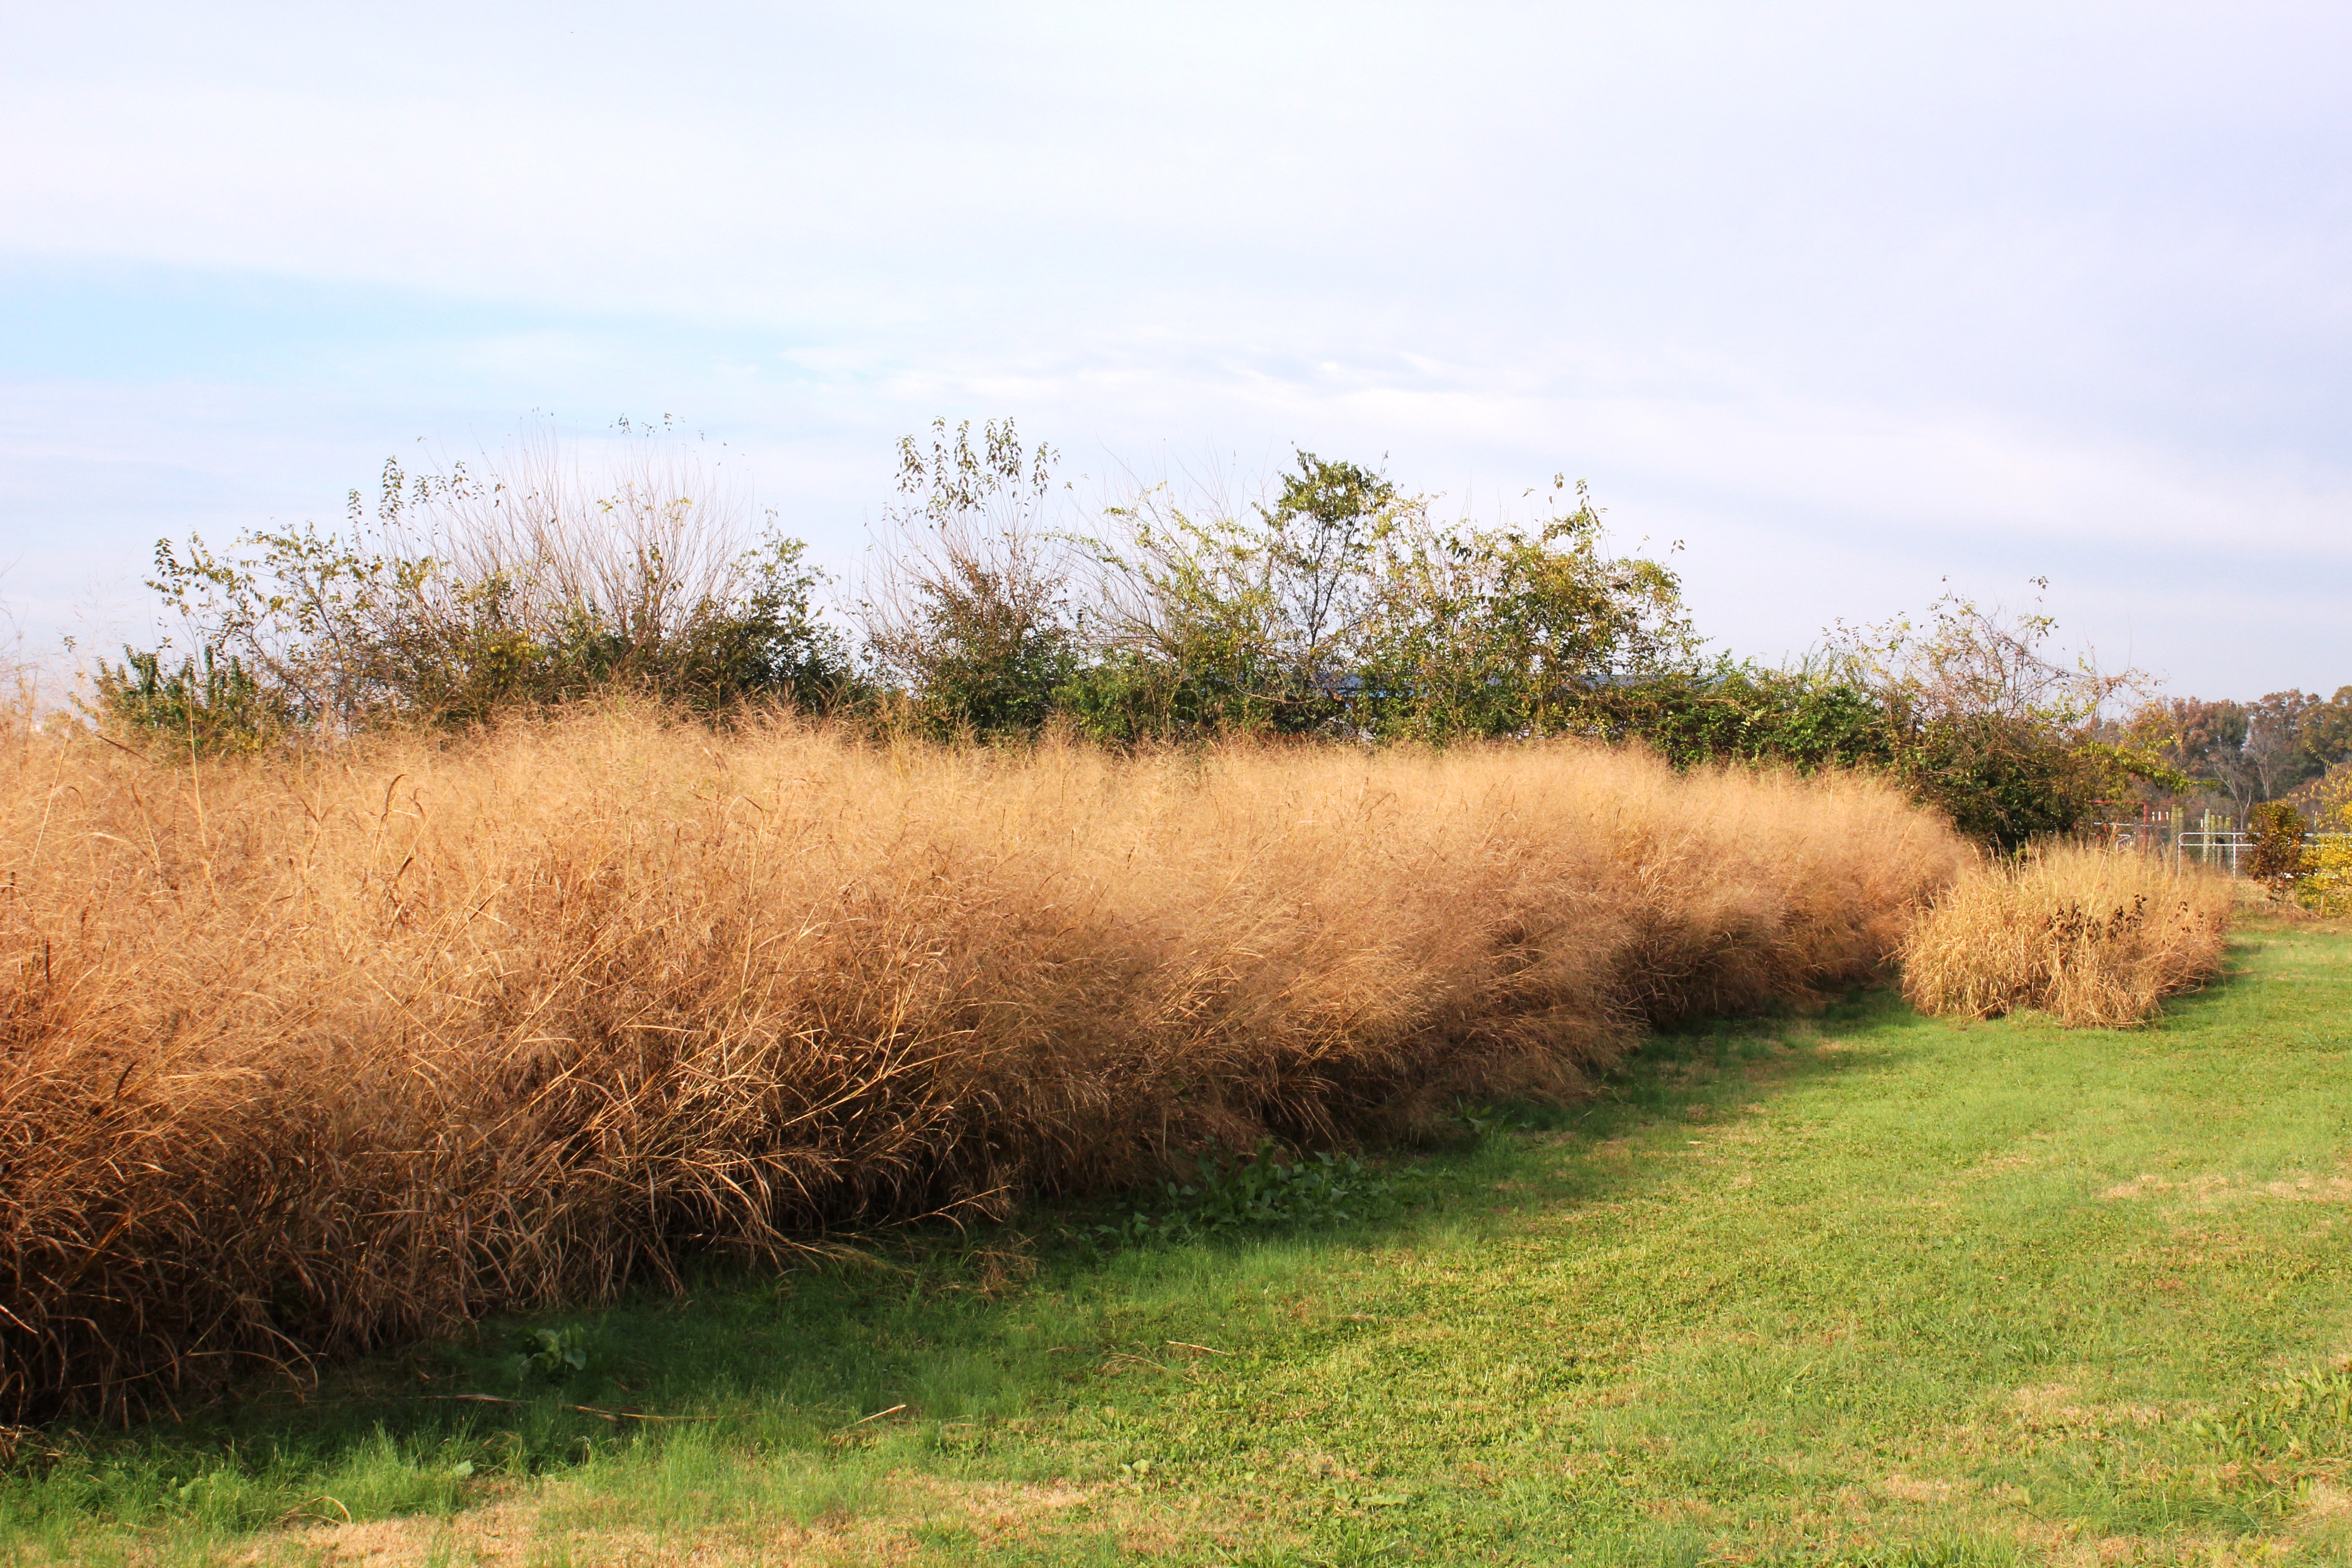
[[509, 1324, 598, 1385], [2185, 1364, 2352, 1460], [1769, 1543, 2020, 1568], [1454, 1101, 1537, 1138]]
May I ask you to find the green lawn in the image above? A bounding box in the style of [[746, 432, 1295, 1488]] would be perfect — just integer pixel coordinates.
[[7, 919, 2350, 1566]]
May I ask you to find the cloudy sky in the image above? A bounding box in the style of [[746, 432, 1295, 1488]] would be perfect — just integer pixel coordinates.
[[4, 2, 2347, 694]]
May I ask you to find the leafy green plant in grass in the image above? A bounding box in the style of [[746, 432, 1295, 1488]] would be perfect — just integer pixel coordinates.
[[1451, 1099, 1575, 1138], [508, 1324, 599, 1386], [2185, 1364, 2352, 1462], [1090, 1140, 1395, 1247], [1453, 1102, 1534, 1139], [1774, 1544, 2021, 1568], [1, 1427, 493, 1538]]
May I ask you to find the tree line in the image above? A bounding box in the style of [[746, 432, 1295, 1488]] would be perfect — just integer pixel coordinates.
[[93, 420, 2340, 850], [2117, 692, 2352, 821]]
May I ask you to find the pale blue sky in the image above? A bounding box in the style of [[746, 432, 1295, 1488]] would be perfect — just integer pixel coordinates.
[[4, 2, 2347, 693]]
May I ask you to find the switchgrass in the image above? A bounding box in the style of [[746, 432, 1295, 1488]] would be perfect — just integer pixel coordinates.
[[0, 709, 1964, 1421], [1899, 844, 2232, 1027]]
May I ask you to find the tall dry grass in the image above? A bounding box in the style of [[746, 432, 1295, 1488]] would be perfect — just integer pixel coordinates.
[[0, 710, 1965, 1420], [1899, 844, 2232, 1027]]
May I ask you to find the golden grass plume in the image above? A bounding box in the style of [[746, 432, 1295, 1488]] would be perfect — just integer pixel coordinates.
[[1, 710, 1964, 1420], [1899, 844, 2232, 1028]]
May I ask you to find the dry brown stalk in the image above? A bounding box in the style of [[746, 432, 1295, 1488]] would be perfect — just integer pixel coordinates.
[[1898, 844, 2232, 1027], [0, 707, 1964, 1421]]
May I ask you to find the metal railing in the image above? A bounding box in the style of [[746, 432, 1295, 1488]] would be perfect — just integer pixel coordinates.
[[2176, 829, 2250, 874], [2161, 829, 2346, 877], [2084, 804, 2345, 876]]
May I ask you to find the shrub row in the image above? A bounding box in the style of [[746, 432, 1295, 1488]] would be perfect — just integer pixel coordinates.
[[100, 429, 2153, 849]]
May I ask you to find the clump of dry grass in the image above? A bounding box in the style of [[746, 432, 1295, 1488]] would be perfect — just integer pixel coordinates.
[[0, 710, 1964, 1420], [1899, 844, 2232, 1028]]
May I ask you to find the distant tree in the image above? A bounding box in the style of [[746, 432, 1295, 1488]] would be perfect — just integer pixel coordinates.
[[2245, 691, 2326, 799], [2128, 687, 2352, 817], [2298, 686, 2352, 769]]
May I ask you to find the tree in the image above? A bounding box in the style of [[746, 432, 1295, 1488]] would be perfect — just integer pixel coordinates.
[[2301, 687, 2352, 767], [1581, 659, 1894, 772], [1350, 477, 1696, 740], [2247, 799, 2311, 896], [2299, 764, 2352, 915], [2244, 691, 2327, 799], [1072, 462, 1695, 743], [859, 419, 1076, 737], [91, 644, 289, 755], [1824, 581, 2152, 848], [2127, 688, 2352, 818], [1068, 451, 1416, 739], [2129, 697, 2251, 811]]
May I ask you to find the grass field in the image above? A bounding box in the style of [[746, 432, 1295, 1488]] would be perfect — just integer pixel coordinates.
[[6, 916, 2347, 1566]]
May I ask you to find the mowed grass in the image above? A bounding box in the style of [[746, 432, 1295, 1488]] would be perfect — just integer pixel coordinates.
[[7, 918, 2349, 1566]]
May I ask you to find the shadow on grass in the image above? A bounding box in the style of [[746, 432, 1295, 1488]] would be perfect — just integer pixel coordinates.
[[0, 989, 1931, 1541]]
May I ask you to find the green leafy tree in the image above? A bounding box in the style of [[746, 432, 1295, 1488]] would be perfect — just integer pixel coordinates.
[[1351, 477, 1696, 740], [1577, 658, 1895, 772], [91, 644, 291, 755], [1065, 451, 1414, 739], [1071, 463, 1695, 744], [1825, 582, 2154, 848], [2247, 799, 2312, 895]]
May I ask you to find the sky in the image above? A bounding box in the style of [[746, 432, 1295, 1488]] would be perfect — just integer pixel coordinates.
[[4, 1, 2348, 696]]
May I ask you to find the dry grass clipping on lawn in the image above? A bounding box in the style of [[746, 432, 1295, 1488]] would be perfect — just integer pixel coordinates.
[[1899, 843, 2231, 1028], [0, 709, 1965, 1420]]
